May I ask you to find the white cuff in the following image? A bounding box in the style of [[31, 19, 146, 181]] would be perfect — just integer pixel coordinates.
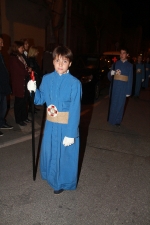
[[111, 70, 115, 76], [27, 80, 37, 93], [63, 136, 74, 146]]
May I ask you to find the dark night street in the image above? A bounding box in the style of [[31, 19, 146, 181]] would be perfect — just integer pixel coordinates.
[[0, 84, 150, 225], [0, 1, 150, 224]]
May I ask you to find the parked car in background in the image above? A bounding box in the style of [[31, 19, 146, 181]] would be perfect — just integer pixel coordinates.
[[70, 54, 110, 101]]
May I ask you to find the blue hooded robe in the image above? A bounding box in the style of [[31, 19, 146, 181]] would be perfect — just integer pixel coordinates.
[[142, 62, 150, 88], [134, 63, 145, 96], [108, 60, 133, 125], [34, 71, 82, 191]]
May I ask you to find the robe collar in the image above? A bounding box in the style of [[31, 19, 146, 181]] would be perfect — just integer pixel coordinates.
[[55, 70, 69, 76], [121, 59, 127, 63]]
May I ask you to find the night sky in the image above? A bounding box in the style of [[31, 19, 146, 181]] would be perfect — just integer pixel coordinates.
[[115, 0, 150, 39]]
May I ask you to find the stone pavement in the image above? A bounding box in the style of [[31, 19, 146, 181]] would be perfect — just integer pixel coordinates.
[[0, 87, 150, 225], [0, 96, 43, 148]]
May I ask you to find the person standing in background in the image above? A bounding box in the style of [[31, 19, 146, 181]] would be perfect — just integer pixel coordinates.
[[134, 55, 145, 98], [0, 35, 13, 137], [28, 46, 42, 88], [9, 41, 31, 126], [107, 47, 133, 126], [28, 46, 42, 113], [142, 57, 150, 89], [20, 38, 30, 66], [20, 38, 35, 113]]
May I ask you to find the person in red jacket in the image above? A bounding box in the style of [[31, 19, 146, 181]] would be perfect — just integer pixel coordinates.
[[9, 41, 32, 126]]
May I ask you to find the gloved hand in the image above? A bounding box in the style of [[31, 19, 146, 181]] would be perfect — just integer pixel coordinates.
[[111, 70, 115, 76], [27, 80, 37, 93], [126, 95, 130, 97], [142, 79, 144, 82], [63, 136, 74, 147]]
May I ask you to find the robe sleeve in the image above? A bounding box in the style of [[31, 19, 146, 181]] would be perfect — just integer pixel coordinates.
[[126, 64, 133, 95], [34, 76, 46, 105], [65, 80, 82, 138]]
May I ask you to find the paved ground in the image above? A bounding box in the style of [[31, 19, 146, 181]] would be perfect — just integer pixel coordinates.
[[0, 86, 150, 225]]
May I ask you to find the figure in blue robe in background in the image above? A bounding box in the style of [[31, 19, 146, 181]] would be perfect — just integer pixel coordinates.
[[142, 57, 150, 89], [107, 48, 133, 126], [27, 46, 82, 194], [134, 55, 145, 97]]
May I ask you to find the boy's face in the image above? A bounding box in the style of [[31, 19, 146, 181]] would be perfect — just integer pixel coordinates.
[[120, 50, 128, 61], [53, 55, 71, 75]]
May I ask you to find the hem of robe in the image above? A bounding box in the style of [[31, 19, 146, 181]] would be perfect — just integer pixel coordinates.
[[41, 174, 77, 190], [108, 119, 122, 125]]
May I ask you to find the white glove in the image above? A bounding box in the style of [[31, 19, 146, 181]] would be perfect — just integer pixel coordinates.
[[111, 70, 115, 76], [63, 136, 74, 147], [142, 79, 144, 82], [27, 80, 37, 93], [126, 95, 130, 97]]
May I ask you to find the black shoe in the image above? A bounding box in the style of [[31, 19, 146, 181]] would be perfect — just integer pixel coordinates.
[[24, 118, 32, 123], [115, 124, 120, 127], [0, 131, 3, 136], [54, 189, 64, 195], [0, 123, 13, 129], [17, 121, 27, 126]]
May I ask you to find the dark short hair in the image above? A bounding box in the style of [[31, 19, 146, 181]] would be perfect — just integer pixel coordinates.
[[120, 46, 129, 54], [52, 45, 73, 62], [10, 41, 24, 55]]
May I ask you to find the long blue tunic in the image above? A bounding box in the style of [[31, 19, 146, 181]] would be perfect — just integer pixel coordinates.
[[34, 71, 82, 191], [134, 63, 145, 96], [142, 63, 150, 88], [108, 60, 133, 125]]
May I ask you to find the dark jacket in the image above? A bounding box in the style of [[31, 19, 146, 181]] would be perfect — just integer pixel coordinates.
[[0, 53, 11, 95], [28, 57, 42, 88], [9, 54, 29, 97], [22, 52, 30, 66]]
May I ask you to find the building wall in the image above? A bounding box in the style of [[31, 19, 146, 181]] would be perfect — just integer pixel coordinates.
[[0, 0, 48, 66]]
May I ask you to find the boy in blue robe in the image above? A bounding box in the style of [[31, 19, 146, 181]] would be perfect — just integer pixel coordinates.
[[108, 47, 133, 126], [27, 46, 82, 194], [134, 55, 145, 97], [142, 57, 150, 89]]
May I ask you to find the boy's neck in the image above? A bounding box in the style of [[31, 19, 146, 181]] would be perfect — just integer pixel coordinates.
[[57, 69, 69, 76]]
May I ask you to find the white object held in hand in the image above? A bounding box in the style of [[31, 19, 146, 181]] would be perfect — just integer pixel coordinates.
[[111, 70, 115, 76], [63, 136, 74, 147], [142, 79, 144, 82], [27, 80, 37, 93], [126, 95, 130, 97]]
